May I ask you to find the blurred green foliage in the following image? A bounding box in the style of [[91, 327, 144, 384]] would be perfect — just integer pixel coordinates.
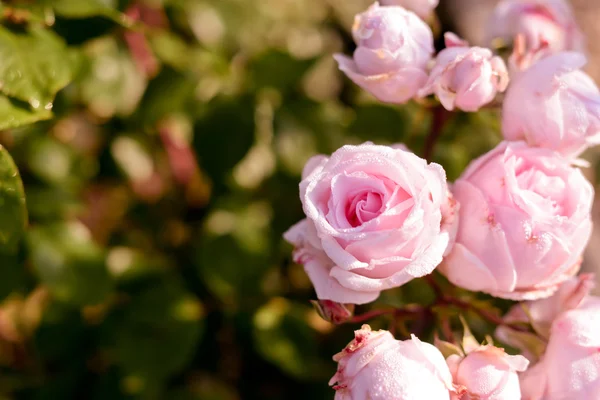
[[0, 0, 505, 399]]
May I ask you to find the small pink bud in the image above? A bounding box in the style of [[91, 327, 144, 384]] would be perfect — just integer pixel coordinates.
[[311, 300, 354, 324], [447, 345, 529, 400], [330, 325, 454, 399], [419, 33, 508, 112], [378, 0, 438, 19], [503, 52, 600, 157], [334, 2, 434, 104]]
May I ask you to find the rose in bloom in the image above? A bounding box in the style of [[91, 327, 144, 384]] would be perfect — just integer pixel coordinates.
[[503, 52, 600, 157], [506, 275, 600, 399], [419, 33, 509, 112], [334, 2, 434, 104], [447, 345, 529, 400], [330, 325, 454, 399], [487, 0, 585, 57], [378, 0, 438, 19], [440, 141, 593, 300], [284, 143, 457, 305]]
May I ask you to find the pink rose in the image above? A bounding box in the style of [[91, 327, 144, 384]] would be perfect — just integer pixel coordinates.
[[487, 0, 585, 57], [515, 277, 600, 399], [330, 325, 454, 399], [440, 141, 593, 300], [502, 52, 600, 157], [334, 2, 434, 104], [419, 33, 509, 112], [284, 143, 457, 304], [379, 0, 438, 19], [447, 345, 529, 400]]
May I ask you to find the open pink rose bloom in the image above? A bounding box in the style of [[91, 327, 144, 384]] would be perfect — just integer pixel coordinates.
[[285, 142, 457, 304], [441, 141, 593, 300]]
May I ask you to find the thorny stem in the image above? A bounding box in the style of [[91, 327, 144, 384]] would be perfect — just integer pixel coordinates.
[[424, 275, 531, 333], [438, 296, 530, 333], [347, 305, 425, 325], [347, 275, 531, 334]]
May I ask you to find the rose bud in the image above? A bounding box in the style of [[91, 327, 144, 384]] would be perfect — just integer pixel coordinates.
[[503, 52, 600, 157], [517, 278, 600, 399], [330, 325, 455, 399], [311, 300, 355, 325], [440, 141, 593, 300], [334, 2, 434, 104], [284, 142, 457, 305], [378, 0, 438, 19], [419, 33, 509, 112], [487, 0, 585, 57], [447, 345, 529, 400]]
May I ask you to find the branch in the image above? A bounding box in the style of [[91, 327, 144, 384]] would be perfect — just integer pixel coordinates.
[[347, 305, 425, 325], [439, 296, 530, 333], [423, 105, 451, 161]]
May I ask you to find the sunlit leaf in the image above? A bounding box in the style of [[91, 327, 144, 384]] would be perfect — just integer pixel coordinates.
[[0, 26, 76, 110], [0, 146, 27, 253], [47, 0, 128, 25]]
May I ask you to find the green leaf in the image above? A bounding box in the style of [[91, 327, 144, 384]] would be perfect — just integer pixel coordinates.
[[0, 251, 27, 301], [167, 378, 238, 400], [253, 298, 326, 380], [434, 334, 464, 359], [195, 200, 272, 306], [47, 0, 128, 25], [0, 146, 27, 253], [348, 104, 410, 143], [0, 26, 76, 110], [0, 3, 56, 25], [0, 95, 52, 130], [111, 277, 204, 383], [26, 221, 113, 306], [79, 37, 147, 118], [193, 96, 255, 188], [250, 51, 315, 92]]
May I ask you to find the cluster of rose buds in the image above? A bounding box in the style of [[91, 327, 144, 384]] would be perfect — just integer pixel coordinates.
[[285, 0, 600, 399]]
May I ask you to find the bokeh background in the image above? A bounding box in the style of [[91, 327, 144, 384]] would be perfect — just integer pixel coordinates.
[[0, 0, 598, 399]]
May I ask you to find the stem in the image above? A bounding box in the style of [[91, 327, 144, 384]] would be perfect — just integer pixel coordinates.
[[440, 315, 455, 344], [347, 305, 424, 325], [440, 296, 530, 333], [423, 106, 450, 161]]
